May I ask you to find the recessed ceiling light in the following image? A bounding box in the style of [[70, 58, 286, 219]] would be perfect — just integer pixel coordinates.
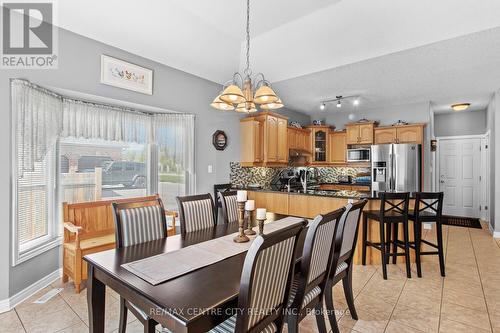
[[320, 103, 325, 110], [353, 99, 359, 106], [451, 103, 470, 111]]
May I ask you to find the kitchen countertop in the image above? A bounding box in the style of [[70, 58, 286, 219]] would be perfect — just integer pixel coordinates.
[[232, 186, 373, 199]]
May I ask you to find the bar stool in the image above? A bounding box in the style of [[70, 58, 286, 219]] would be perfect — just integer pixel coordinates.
[[408, 192, 445, 277], [362, 192, 411, 279]]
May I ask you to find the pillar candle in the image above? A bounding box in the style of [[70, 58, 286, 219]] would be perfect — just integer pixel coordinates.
[[245, 200, 255, 211], [237, 190, 247, 202], [256, 208, 267, 220]]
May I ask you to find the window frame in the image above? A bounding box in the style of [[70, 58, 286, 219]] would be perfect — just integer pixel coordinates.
[[11, 128, 61, 267]]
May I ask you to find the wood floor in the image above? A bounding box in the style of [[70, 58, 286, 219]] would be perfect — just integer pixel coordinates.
[[1, 222, 500, 333]]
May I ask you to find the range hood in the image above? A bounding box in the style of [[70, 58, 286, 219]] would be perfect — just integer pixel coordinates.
[[289, 148, 311, 156]]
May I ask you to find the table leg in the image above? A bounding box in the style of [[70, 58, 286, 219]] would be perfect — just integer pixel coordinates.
[[87, 264, 106, 333]]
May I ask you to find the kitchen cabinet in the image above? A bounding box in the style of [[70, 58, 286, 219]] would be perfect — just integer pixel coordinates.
[[346, 122, 375, 144], [374, 124, 425, 144], [240, 111, 288, 165], [307, 125, 331, 164], [287, 127, 311, 152], [328, 131, 347, 164], [319, 184, 371, 192]]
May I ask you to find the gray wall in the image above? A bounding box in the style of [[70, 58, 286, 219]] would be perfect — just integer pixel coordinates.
[[311, 101, 432, 191], [0, 26, 249, 297], [434, 110, 487, 137], [277, 108, 312, 126]]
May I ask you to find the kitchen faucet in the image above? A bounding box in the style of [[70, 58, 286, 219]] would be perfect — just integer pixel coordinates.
[[300, 167, 316, 192]]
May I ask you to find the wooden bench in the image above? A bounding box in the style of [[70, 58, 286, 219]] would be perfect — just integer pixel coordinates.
[[62, 194, 176, 293]]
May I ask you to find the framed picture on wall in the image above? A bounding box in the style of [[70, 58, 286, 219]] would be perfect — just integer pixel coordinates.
[[100, 55, 153, 95]]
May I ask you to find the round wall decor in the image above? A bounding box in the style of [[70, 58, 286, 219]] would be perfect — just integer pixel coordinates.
[[212, 130, 228, 151]]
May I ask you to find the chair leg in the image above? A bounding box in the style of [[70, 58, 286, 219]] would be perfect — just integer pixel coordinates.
[[392, 223, 399, 264], [314, 302, 328, 333], [385, 222, 392, 264], [286, 315, 300, 333], [379, 221, 388, 279], [436, 222, 446, 277], [324, 283, 340, 333], [118, 298, 128, 333], [342, 264, 358, 320], [362, 215, 368, 266], [414, 221, 422, 278], [403, 221, 412, 278], [144, 319, 156, 333]]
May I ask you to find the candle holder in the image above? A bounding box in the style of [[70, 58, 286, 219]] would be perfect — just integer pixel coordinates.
[[244, 210, 256, 235], [257, 218, 266, 235], [234, 201, 250, 243]]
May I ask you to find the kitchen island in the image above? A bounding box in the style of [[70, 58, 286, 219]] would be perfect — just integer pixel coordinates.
[[244, 188, 416, 265]]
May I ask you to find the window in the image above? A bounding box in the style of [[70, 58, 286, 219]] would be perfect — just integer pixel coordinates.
[[12, 79, 195, 264], [59, 139, 148, 204], [16, 149, 57, 253]]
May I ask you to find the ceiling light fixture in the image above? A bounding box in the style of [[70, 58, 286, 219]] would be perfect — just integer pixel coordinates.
[[210, 0, 283, 112], [451, 103, 470, 111], [319, 95, 360, 110]]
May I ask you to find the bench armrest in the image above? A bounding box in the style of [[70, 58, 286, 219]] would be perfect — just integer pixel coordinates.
[[64, 222, 82, 234]]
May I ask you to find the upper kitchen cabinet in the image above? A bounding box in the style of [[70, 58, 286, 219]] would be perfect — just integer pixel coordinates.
[[288, 127, 311, 152], [328, 131, 347, 164], [307, 125, 331, 164], [374, 124, 425, 144], [345, 122, 375, 144], [240, 111, 288, 166]]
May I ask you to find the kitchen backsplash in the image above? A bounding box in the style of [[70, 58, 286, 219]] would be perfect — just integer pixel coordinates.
[[230, 162, 369, 187]]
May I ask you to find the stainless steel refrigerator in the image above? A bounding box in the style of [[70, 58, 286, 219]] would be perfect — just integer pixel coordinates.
[[371, 144, 421, 197]]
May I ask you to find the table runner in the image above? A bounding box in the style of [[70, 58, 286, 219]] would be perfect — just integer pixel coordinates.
[[122, 216, 306, 285]]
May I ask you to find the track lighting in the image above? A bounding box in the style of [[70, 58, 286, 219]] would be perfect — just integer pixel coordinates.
[[319, 95, 360, 111]]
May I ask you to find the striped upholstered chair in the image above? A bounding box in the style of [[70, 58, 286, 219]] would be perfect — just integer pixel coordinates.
[[209, 220, 307, 333], [219, 190, 238, 224], [285, 207, 346, 333], [325, 200, 368, 333], [112, 197, 168, 333], [176, 194, 217, 234]]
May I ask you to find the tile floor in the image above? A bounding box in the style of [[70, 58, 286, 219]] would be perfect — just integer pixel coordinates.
[[2, 222, 499, 333]]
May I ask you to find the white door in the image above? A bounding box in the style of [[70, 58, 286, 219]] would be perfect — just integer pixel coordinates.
[[439, 138, 481, 217]]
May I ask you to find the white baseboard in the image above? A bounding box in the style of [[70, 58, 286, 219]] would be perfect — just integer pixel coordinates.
[[488, 223, 500, 238], [0, 268, 62, 313]]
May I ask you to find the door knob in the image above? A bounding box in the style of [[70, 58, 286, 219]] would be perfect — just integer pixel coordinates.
[[440, 180, 445, 183]]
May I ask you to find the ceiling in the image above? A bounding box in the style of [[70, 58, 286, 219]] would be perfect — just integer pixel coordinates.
[[56, 0, 500, 114]]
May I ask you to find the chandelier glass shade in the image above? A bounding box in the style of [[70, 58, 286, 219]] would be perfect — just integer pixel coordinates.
[[210, 0, 283, 113]]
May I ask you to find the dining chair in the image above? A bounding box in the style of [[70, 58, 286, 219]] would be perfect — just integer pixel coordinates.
[[408, 192, 445, 277], [362, 192, 411, 279], [324, 200, 368, 333], [214, 183, 232, 217], [219, 190, 238, 224], [176, 193, 217, 235], [285, 207, 346, 333], [208, 220, 307, 333], [112, 197, 168, 333]]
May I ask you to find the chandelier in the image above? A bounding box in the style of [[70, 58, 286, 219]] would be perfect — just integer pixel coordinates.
[[210, 0, 283, 113]]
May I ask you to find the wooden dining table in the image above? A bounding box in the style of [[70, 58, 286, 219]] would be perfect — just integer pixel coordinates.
[[84, 213, 306, 333]]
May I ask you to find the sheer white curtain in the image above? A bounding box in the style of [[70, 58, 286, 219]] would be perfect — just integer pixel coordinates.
[[12, 79, 63, 174], [62, 99, 150, 144], [154, 113, 195, 205]]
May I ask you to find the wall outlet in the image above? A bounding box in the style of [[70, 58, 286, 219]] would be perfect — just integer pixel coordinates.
[[207, 165, 213, 174]]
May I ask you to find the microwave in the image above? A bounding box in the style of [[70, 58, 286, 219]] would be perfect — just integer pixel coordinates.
[[347, 148, 370, 162]]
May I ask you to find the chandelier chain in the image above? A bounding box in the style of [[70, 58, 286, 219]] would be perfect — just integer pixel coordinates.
[[244, 0, 252, 77]]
